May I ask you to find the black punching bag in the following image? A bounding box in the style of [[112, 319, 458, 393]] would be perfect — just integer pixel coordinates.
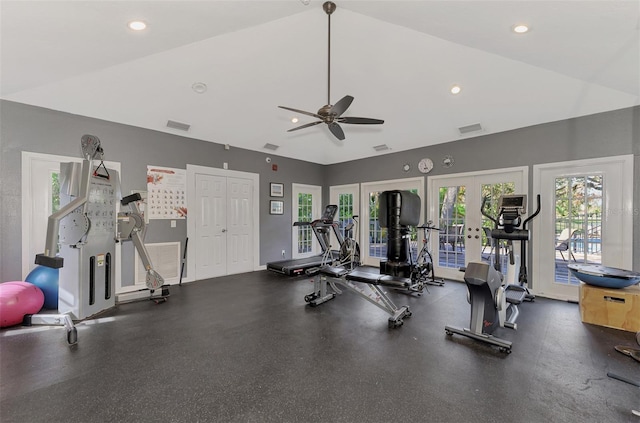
[[379, 190, 421, 277]]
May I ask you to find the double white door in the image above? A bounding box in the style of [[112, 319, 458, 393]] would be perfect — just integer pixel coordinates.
[[188, 165, 256, 280]]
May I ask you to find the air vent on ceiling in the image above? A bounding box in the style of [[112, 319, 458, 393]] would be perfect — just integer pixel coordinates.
[[263, 143, 279, 151], [166, 120, 191, 131], [373, 144, 389, 152], [458, 123, 483, 135]]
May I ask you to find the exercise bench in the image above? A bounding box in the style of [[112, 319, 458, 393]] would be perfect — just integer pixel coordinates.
[[304, 265, 412, 328]]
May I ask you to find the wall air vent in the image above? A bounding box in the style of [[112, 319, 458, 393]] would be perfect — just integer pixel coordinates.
[[373, 144, 389, 152], [263, 143, 279, 151], [458, 123, 483, 135], [166, 120, 191, 131]]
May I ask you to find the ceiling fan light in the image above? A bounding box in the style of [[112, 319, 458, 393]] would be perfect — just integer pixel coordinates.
[[291, 117, 299, 123], [450, 85, 461, 95]]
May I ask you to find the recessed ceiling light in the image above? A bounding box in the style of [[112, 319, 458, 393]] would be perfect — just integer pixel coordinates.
[[191, 82, 207, 94], [128, 20, 147, 31], [512, 24, 529, 34], [450, 85, 462, 95], [291, 117, 299, 123]]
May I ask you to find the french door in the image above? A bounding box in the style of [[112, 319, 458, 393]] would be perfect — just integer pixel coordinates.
[[428, 168, 527, 282], [533, 156, 633, 301], [291, 184, 322, 259]]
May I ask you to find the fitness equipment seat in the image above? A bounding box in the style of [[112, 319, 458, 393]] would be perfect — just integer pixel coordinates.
[[305, 265, 412, 328]]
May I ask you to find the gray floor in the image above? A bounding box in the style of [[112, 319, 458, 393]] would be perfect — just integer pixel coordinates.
[[1, 271, 639, 423]]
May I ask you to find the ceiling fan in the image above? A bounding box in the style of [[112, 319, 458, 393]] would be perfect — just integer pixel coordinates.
[[278, 1, 384, 141]]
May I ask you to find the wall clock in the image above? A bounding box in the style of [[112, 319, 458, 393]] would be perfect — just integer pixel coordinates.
[[418, 158, 434, 174]]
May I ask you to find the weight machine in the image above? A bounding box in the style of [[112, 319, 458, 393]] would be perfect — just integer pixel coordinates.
[[32, 135, 167, 344]]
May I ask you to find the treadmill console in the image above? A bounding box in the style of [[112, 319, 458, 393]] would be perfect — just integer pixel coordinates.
[[321, 205, 338, 223]]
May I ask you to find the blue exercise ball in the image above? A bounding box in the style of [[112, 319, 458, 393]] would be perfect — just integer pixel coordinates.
[[25, 266, 59, 310]]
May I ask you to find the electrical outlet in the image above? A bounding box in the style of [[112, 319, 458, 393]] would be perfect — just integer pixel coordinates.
[[281, 250, 285, 257]]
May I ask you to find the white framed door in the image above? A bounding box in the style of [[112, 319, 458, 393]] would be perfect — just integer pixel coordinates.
[[226, 177, 253, 275], [360, 177, 424, 267], [186, 164, 259, 281], [427, 167, 527, 282], [329, 183, 360, 250], [194, 173, 227, 280], [291, 183, 322, 259], [21, 151, 122, 291], [532, 155, 633, 301]]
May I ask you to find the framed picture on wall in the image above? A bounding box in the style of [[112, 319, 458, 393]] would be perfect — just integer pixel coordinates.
[[270, 200, 284, 215], [270, 182, 284, 197]]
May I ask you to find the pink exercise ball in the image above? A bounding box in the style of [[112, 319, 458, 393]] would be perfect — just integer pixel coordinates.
[[0, 281, 45, 328]]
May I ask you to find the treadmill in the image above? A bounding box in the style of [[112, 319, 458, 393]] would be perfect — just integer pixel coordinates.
[[267, 205, 344, 276]]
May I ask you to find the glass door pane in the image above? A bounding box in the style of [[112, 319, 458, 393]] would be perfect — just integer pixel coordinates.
[[480, 182, 515, 274], [337, 193, 354, 240], [438, 186, 466, 270], [296, 193, 313, 255], [368, 192, 387, 260], [554, 175, 603, 284]]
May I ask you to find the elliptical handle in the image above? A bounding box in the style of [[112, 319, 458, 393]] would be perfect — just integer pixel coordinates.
[[480, 196, 498, 226], [523, 194, 541, 229]]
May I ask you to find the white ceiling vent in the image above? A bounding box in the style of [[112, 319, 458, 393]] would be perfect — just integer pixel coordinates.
[[373, 144, 389, 152], [166, 120, 191, 131], [458, 123, 483, 135], [263, 143, 279, 151]]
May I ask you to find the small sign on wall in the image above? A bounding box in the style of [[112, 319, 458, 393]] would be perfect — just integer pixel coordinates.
[[146, 166, 187, 220]]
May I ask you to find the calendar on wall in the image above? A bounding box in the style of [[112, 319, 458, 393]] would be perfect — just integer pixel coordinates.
[[146, 166, 187, 220]]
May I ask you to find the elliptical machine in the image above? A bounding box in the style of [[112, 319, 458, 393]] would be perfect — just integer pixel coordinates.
[[445, 194, 540, 353]]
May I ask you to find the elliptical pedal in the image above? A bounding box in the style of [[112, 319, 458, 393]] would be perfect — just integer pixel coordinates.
[[505, 285, 527, 304]]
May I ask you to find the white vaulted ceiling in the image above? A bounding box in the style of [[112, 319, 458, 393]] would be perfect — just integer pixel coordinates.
[[2, 1, 638, 164]]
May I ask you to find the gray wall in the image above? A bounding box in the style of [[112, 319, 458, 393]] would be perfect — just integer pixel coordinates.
[[325, 106, 639, 271], [0, 100, 324, 283], [1, 100, 638, 283]]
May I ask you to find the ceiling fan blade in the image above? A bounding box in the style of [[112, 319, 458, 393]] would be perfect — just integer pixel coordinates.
[[330, 95, 354, 117], [327, 122, 345, 140], [278, 106, 322, 119], [287, 121, 323, 132], [337, 117, 385, 125]]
